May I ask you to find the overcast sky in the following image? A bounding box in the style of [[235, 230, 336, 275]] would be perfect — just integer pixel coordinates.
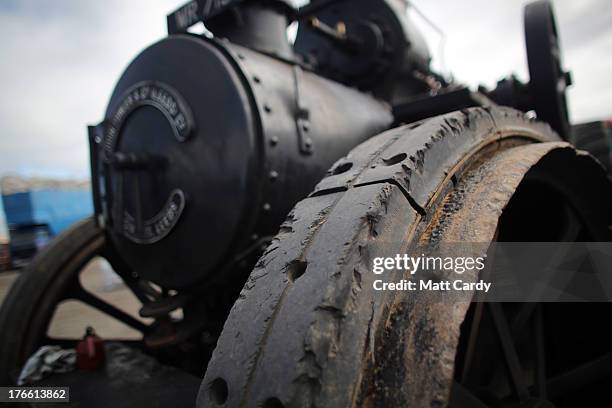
[[0, 0, 610, 179]]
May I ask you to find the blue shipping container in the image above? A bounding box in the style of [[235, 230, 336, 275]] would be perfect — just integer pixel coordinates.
[[2, 189, 93, 236]]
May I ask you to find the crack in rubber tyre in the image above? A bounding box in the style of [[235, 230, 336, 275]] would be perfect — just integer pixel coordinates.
[[198, 107, 610, 408]]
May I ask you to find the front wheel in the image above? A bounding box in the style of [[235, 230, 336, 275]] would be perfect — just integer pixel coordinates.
[[0, 218, 213, 386], [198, 107, 612, 407]]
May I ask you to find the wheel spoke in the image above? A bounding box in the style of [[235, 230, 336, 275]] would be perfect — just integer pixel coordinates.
[[98, 251, 158, 305], [488, 303, 530, 401], [69, 284, 149, 333], [546, 352, 612, 398], [98, 245, 157, 305], [533, 306, 546, 398], [460, 301, 485, 384], [449, 382, 489, 408], [510, 303, 537, 338]]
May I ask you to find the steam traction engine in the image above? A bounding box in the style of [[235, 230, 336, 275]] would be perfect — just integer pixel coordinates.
[[1, 0, 611, 407]]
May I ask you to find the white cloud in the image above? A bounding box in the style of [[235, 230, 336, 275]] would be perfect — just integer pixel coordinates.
[[0, 0, 610, 179], [412, 0, 612, 123], [0, 0, 184, 178]]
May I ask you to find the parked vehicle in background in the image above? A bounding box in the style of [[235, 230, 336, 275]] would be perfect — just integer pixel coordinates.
[[0, 197, 9, 271], [7, 223, 51, 269], [0, 176, 92, 268]]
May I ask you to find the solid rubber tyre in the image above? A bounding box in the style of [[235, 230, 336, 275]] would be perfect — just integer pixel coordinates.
[[197, 107, 610, 407]]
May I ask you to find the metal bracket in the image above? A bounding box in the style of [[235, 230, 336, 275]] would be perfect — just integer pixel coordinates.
[[167, 0, 247, 34], [292, 65, 313, 155]]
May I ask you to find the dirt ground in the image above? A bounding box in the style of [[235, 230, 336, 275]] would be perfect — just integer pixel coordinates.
[[0, 259, 149, 340]]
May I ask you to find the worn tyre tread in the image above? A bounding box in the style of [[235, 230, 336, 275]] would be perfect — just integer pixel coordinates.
[[198, 107, 560, 408]]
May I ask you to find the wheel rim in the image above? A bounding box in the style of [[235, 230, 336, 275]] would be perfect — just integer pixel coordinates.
[[449, 158, 612, 407], [0, 219, 215, 383], [525, 0, 570, 139], [197, 108, 611, 407], [34, 235, 151, 350]]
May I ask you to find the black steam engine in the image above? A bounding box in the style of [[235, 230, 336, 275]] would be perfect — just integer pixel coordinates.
[[89, 0, 569, 290], [4, 0, 607, 407]]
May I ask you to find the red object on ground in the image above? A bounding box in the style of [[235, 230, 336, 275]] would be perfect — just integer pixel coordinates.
[[76, 326, 105, 370]]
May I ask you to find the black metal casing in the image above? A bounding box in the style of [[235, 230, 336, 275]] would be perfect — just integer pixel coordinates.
[[295, 0, 433, 104], [90, 33, 392, 289], [89, 0, 571, 291]]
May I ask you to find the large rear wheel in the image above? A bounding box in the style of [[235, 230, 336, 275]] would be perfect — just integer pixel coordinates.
[[198, 107, 612, 407]]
